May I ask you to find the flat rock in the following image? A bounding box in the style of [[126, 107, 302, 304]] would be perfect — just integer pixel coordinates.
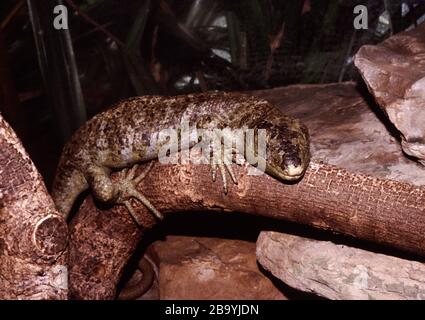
[[257, 232, 425, 300], [355, 23, 425, 164]]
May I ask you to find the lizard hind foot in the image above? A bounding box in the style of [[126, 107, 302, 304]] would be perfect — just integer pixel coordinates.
[[115, 162, 163, 224]]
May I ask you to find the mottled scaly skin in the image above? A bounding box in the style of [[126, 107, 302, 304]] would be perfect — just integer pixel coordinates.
[[52, 92, 310, 221]]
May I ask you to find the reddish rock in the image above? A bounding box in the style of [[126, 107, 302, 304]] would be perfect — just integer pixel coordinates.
[[153, 236, 286, 300]]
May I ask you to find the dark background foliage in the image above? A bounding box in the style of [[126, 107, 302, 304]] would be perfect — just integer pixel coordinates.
[[1, 0, 424, 183]]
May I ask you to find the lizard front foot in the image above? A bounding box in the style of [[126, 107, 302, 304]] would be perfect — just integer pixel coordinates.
[[115, 162, 163, 224], [210, 147, 238, 194]]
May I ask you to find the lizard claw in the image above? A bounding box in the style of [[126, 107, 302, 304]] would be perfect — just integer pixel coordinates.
[[127, 164, 138, 179], [218, 162, 228, 194], [209, 147, 238, 194], [134, 161, 153, 184], [116, 162, 163, 224], [224, 161, 238, 185], [210, 158, 217, 182]]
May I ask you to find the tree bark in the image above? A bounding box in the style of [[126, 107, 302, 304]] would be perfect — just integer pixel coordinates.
[[0, 114, 68, 299], [256, 231, 425, 300], [68, 159, 425, 299]]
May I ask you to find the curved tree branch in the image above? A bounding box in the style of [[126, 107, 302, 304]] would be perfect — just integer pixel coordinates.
[[0, 115, 68, 299], [68, 160, 425, 299]]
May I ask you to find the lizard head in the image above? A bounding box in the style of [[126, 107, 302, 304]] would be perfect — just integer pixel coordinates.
[[260, 118, 310, 182], [265, 156, 307, 181]]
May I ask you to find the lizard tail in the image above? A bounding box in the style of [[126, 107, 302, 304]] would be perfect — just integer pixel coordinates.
[[51, 165, 89, 220]]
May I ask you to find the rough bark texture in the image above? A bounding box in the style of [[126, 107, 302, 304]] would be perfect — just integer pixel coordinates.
[[153, 236, 286, 300], [0, 114, 68, 299], [69, 159, 425, 299], [68, 83, 425, 299], [257, 232, 425, 300], [354, 22, 425, 163], [68, 193, 156, 300]]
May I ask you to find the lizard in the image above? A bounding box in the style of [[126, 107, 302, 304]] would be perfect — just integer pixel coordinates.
[[51, 92, 310, 225]]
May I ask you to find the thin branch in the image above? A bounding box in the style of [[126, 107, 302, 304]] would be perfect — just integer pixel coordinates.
[[0, 0, 25, 31], [72, 22, 114, 43], [63, 0, 125, 47]]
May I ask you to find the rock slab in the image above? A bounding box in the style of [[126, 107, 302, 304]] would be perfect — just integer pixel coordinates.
[[257, 232, 425, 300], [355, 22, 425, 164]]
